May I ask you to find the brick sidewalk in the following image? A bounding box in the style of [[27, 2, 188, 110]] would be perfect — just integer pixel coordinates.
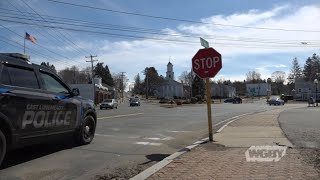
[[148, 144, 318, 180], [147, 108, 319, 180]]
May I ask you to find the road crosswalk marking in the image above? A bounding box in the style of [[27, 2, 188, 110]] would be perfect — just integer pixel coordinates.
[[97, 113, 144, 120]]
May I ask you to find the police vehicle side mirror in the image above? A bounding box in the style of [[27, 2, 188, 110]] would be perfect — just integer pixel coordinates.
[[71, 88, 80, 96]]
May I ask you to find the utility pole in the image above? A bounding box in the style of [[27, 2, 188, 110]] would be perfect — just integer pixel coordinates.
[[146, 72, 149, 100], [120, 72, 126, 103], [86, 55, 98, 104]]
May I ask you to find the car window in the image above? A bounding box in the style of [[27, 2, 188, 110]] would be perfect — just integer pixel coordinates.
[[0, 65, 11, 85], [6, 65, 39, 89], [104, 99, 112, 102], [40, 72, 69, 94]]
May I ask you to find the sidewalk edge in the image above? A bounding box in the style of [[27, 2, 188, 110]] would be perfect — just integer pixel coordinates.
[[129, 112, 257, 180], [130, 137, 208, 180]]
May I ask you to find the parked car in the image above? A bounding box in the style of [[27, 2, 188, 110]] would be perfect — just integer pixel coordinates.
[[224, 97, 242, 104], [130, 98, 140, 106], [268, 96, 285, 106], [100, 99, 118, 109], [0, 53, 97, 166], [224, 98, 234, 103], [233, 97, 242, 104]]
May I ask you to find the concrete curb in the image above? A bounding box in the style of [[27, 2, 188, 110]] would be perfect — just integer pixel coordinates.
[[130, 137, 209, 180], [129, 112, 260, 180]]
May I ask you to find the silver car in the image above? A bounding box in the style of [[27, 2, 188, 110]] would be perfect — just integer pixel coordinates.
[[268, 96, 284, 106], [100, 99, 118, 109]]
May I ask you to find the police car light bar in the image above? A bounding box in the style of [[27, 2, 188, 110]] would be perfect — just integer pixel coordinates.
[[8, 53, 30, 61]]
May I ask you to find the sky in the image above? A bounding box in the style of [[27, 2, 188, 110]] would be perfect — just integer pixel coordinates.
[[0, 0, 320, 88]]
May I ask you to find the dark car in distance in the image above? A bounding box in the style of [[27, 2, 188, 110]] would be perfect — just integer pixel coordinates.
[[224, 97, 242, 104], [130, 97, 140, 106]]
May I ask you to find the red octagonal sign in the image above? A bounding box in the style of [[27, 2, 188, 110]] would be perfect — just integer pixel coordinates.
[[192, 47, 222, 79]]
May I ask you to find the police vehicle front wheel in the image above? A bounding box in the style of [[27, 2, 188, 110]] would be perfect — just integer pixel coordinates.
[[0, 130, 6, 166], [74, 116, 96, 145]]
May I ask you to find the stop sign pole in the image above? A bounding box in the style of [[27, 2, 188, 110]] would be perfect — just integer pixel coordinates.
[[192, 39, 222, 141], [205, 71, 213, 141]]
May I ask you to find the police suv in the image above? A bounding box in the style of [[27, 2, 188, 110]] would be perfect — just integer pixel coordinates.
[[0, 53, 97, 166]]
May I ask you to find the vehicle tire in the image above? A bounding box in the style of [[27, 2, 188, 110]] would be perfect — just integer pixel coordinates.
[[0, 129, 6, 166], [269, 104, 271, 106], [74, 116, 96, 145], [100, 107, 103, 110], [116, 106, 118, 109]]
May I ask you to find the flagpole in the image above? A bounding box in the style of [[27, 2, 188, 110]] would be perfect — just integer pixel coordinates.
[[24, 32, 26, 54]]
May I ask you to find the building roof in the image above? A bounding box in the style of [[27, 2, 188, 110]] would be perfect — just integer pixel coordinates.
[[167, 61, 172, 65]]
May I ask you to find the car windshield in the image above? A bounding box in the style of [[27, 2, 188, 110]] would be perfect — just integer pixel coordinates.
[[2, 1, 319, 179], [270, 96, 280, 100]]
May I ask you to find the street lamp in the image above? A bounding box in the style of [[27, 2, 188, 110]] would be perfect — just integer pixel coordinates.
[[315, 79, 318, 106]]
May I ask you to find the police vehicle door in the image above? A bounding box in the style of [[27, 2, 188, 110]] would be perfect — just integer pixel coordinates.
[[38, 69, 79, 134], [0, 62, 52, 139]]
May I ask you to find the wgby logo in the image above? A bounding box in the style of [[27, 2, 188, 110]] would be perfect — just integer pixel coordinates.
[[245, 146, 287, 162]]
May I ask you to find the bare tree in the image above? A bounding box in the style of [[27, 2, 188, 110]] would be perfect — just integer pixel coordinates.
[[271, 71, 286, 95], [246, 71, 262, 83], [58, 66, 91, 84], [113, 73, 129, 91], [179, 71, 193, 86]]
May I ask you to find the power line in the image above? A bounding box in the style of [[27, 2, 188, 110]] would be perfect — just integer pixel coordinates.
[[1, 8, 320, 44], [47, 0, 320, 33], [18, 0, 92, 56], [3, 13, 320, 46], [5, 0, 89, 67], [3, 0, 86, 65], [1, 18, 319, 49], [0, 35, 75, 67]]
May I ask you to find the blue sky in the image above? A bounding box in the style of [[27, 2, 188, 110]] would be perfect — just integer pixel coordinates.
[[0, 0, 320, 87]]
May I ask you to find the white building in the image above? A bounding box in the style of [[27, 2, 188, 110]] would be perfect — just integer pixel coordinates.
[[211, 84, 236, 98], [294, 78, 319, 100], [70, 77, 114, 104], [246, 83, 271, 96], [157, 62, 184, 98]]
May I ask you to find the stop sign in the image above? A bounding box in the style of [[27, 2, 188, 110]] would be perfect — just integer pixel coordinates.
[[192, 48, 222, 79]]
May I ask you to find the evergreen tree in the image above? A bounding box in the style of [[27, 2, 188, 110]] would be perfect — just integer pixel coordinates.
[[133, 74, 141, 94], [93, 63, 114, 86], [40, 62, 57, 73], [303, 54, 320, 81], [192, 76, 205, 98], [143, 67, 163, 96], [288, 57, 303, 83], [104, 65, 114, 85]]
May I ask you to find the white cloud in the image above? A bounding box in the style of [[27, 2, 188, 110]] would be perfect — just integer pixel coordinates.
[[275, 64, 287, 68], [53, 4, 320, 84]]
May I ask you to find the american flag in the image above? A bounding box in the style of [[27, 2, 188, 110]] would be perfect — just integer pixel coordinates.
[[25, 32, 37, 44]]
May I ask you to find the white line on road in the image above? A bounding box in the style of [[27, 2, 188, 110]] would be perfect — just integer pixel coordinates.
[[214, 113, 250, 126], [134, 142, 162, 146], [95, 133, 115, 137], [167, 130, 192, 133], [97, 113, 144, 120]]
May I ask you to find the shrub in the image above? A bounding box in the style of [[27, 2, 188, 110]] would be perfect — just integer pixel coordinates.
[[191, 97, 197, 104], [159, 99, 169, 104], [182, 100, 191, 104], [175, 100, 182, 105]]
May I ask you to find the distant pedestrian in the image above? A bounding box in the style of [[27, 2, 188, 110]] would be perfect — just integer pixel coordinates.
[[308, 97, 315, 107]]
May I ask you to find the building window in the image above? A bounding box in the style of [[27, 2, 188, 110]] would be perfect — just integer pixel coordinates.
[[298, 89, 301, 93]]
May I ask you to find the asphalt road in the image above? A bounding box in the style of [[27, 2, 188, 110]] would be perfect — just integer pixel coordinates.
[[0, 100, 304, 180], [279, 106, 320, 148]]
